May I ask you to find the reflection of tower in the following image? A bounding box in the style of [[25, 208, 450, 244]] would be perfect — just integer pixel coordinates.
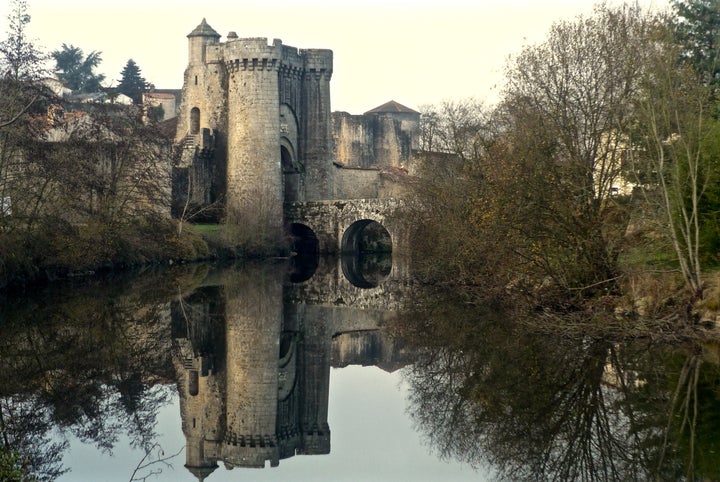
[[171, 286, 226, 480], [299, 304, 332, 455], [223, 267, 284, 467], [172, 263, 333, 476]]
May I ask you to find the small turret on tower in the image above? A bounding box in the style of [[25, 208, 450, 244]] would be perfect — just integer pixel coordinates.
[[175, 18, 335, 230], [187, 18, 220, 65]]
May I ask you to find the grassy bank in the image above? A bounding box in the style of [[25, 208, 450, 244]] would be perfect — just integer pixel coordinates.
[[0, 219, 288, 291]]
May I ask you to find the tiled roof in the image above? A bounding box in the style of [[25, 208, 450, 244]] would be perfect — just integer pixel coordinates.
[[145, 92, 176, 99], [187, 18, 220, 39], [364, 100, 419, 115]]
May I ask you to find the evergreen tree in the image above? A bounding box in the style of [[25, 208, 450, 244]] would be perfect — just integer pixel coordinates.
[[0, 0, 46, 81], [673, 0, 720, 88], [117, 59, 147, 104], [51, 43, 105, 93]]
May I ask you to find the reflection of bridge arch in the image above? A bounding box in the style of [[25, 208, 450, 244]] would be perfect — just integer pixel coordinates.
[[341, 252, 392, 289]]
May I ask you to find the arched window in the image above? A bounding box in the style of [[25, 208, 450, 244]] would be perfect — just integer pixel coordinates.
[[188, 370, 199, 396]]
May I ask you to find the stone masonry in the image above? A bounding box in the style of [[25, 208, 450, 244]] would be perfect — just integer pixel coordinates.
[[176, 19, 333, 228], [174, 19, 418, 254]]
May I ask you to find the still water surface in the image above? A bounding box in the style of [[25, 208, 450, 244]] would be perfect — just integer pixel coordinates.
[[60, 366, 484, 482], [2, 258, 720, 481]]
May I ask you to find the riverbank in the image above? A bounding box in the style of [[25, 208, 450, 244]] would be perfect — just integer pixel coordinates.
[[3, 216, 720, 339], [0, 218, 287, 292]]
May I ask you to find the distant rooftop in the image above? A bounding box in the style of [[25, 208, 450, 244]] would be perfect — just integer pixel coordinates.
[[364, 100, 419, 115], [145, 92, 176, 100]]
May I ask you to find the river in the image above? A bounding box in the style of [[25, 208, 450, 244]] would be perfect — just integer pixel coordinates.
[[1, 256, 719, 481]]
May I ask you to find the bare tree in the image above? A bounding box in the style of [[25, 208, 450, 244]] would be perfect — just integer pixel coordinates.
[[495, 4, 660, 294], [407, 100, 500, 286], [0, 0, 50, 232], [417, 99, 488, 164], [628, 21, 714, 300]]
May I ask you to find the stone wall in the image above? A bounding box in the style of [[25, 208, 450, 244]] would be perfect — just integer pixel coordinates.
[[300, 50, 334, 201], [333, 166, 410, 200], [285, 198, 411, 264], [175, 20, 333, 226], [332, 104, 419, 169], [225, 40, 284, 227]]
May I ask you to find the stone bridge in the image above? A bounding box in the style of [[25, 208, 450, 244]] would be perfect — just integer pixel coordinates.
[[285, 198, 409, 256]]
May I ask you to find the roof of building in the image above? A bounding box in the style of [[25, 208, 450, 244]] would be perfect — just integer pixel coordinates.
[[145, 92, 176, 100], [364, 100, 419, 115], [187, 18, 220, 39], [150, 88, 182, 101]]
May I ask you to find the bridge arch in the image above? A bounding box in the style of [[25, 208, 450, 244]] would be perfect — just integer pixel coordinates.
[[289, 223, 319, 283], [285, 199, 407, 257], [340, 219, 392, 288], [341, 219, 392, 254], [290, 223, 318, 255]]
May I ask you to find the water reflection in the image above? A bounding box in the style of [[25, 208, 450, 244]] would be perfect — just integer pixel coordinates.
[[0, 259, 411, 480], [2, 261, 720, 481], [174, 264, 334, 474], [0, 269, 184, 481], [171, 260, 411, 476], [393, 293, 720, 481], [341, 252, 392, 288]]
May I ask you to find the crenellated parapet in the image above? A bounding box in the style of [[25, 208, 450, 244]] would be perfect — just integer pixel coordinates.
[[175, 19, 335, 225], [301, 49, 333, 80], [279, 64, 305, 80], [225, 57, 279, 73]]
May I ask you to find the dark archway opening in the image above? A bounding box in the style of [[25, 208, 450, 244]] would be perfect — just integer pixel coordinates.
[[282, 145, 301, 202], [190, 107, 200, 135], [341, 220, 392, 288], [289, 223, 318, 283], [341, 220, 392, 254], [188, 370, 199, 396]]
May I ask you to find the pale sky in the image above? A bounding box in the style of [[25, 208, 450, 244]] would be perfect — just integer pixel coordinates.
[[1, 0, 669, 114]]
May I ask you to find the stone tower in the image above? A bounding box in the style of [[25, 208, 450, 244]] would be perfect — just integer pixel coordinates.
[[176, 19, 334, 228]]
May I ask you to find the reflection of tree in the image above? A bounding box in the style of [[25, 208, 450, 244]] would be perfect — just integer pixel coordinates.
[[0, 395, 67, 481], [632, 349, 720, 481], [396, 293, 720, 481], [0, 266, 205, 480]]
